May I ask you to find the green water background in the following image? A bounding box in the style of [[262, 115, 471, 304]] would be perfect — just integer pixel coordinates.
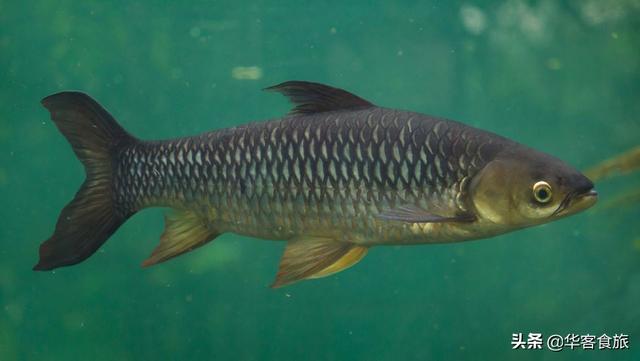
[[1, 1, 639, 360]]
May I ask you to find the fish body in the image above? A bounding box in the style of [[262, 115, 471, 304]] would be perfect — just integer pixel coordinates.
[[117, 107, 501, 246], [34, 81, 597, 287]]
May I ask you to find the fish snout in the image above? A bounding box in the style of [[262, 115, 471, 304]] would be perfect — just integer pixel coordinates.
[[569, 176, 598, 212], [576, 174, 597, 199], [552, 173, 597, 217], [577, 176, 595, 194]]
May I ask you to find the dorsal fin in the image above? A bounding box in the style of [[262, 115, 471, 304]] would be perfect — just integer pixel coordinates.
[[265, 81, 374, 115]]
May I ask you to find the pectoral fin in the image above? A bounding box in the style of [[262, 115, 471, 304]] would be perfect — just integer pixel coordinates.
[[142, 209, 219, 267], [271, 237, 368, 288], [376, 204, 475, 223]]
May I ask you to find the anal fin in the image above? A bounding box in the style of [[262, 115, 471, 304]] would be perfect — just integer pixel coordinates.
[[142, 209, 219, 267], [271, 237, 368, 288]]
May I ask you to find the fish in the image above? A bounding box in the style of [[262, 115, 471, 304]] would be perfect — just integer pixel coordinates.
[[584, 145, 640, 181], [584, 145, 639, 211], [33, 81, 598, 287]]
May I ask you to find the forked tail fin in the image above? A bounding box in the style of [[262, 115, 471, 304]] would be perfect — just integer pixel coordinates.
[[34, 92, 136, 271]]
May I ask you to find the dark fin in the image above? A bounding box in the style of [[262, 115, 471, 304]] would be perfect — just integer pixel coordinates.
[[271, 237, 368, 288], [264, 81, 374, 115], [142, 209, 219, 267], [376, 204, 475, 223], [34, 92, 137, 271]]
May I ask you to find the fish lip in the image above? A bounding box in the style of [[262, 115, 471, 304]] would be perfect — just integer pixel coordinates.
[[584, 189, 598, 197], [552, 187, 598, 217]]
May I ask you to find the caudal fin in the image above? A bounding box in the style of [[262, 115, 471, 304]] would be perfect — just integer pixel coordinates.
[[34, 92, 136, 271]]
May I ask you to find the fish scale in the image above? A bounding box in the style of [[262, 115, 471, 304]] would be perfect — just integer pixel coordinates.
[[113, 106, 493, 244]]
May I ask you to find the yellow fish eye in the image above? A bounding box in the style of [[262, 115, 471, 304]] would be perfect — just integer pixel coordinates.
[[532, 181, 553, 203]]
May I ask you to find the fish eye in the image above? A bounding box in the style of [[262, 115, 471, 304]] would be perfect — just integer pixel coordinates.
[[532, 181, 552, 204]]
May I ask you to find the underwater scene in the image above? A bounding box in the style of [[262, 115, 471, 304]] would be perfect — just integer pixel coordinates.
[[1, 1, 639, 360]]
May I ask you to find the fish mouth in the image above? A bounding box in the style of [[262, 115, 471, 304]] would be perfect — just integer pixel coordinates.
[[552, 187, 598, 217]]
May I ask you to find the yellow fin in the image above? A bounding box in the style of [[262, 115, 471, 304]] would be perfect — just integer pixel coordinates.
[[271, 237, 368, 288], [142, 209, 219, 267], [310, 246, 368, 279]]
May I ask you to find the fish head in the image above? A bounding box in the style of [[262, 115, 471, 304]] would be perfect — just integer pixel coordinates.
[[469, 147, 597, 228]]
